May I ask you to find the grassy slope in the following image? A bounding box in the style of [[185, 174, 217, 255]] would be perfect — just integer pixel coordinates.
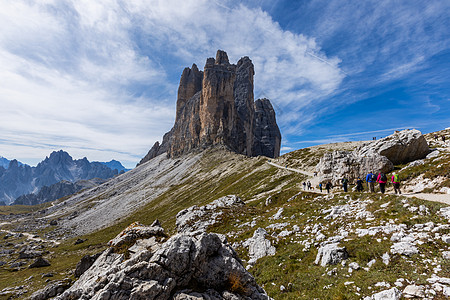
[[0, 148, 307, 297]]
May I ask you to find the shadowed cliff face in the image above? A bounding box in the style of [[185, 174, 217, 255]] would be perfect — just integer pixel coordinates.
[[139, 50, 281, 165]]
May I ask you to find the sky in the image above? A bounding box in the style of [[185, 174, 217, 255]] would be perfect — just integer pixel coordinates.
[[0, 0, 449, 169]]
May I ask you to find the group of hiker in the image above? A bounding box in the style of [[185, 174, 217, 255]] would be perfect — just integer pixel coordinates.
[[320, 171, 401, 194]]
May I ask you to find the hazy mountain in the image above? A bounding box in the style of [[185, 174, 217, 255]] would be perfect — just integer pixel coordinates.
[[11, 178, 107, 206], [0, 150, 118, 205], [0, 156, 23, 169], [97, 160, 130, 173]]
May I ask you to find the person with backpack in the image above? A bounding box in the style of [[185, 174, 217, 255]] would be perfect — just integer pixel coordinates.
[[341, 177, 349, 192], [356, 177, 364, 192], [377, 171, 388, 194], [319, 183, 323, 192], [325, 181, 333, 194], [366, 171, 376, 193], [391, 172, 401, 194]]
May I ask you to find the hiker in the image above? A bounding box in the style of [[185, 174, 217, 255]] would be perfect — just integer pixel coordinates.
[[307, 181, 312, 190], [325, 181, 333, 194], [319, 183, 323, 192], [341, 177, 349, 192], [443, 136, 446, 143], [434, 134, 438, 141], [391, 172, 401, 194], [356, 178, 364, 192], [366, 171, 376, 193], [377, 171, 388, 194], [303, 182, 306, 190]]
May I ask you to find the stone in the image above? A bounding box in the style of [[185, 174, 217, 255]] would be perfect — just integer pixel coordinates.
[[74, 238, 85, 245], [390, 242, 418, 256], [443, 251, 450, 260], [58, 227, 272, 300], [442, 235, 450, 244], [139, 50, 281, 165], [440, 207, 450, 220], [243, 228, 276, 265], [272, 208, 284, 220], [356, 129, 429, 165], [403, 285, 425, 298], [18, 250, 43, 259], [30, 280, 72, 300], [49, 220, 57, 226], [176, 195, 245, 233], [367, 287, 402, 300], [107, 221, 167, 249], [316, 150, 393, 184], [29, 257, 51, 268], [315, 243, 349, 267], [74, 253, 101, 277]]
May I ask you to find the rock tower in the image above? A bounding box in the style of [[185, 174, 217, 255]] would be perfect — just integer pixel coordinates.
[[139, 50, 281, 165]]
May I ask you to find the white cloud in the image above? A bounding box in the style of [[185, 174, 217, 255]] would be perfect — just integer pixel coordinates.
[[0, 0, 345, 166]]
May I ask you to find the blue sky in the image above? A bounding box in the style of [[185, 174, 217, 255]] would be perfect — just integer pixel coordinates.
[[0, 0, 449, 168]]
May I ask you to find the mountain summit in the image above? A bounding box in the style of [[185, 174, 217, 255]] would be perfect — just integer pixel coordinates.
[[139, 50, 281, 165]]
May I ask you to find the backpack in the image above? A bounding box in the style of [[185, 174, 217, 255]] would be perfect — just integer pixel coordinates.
[[342, 178, 348, 184], [371, 174, 377, 182], [393, 174, 400, 182], [380, 173, 387, 182]]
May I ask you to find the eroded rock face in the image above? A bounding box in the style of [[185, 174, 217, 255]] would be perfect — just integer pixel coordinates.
[[316, 129, 429, 182], [356, 129, 430, 165], [139, 50, 281, 165], [316, 150, 393, 184], [57, 222, 271, 300]]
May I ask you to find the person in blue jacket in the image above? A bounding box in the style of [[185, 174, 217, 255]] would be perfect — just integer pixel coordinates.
[[366, 171, 376, 193]]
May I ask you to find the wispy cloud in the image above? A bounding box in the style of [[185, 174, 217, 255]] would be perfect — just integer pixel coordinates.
[[0, 0, 345, 166]]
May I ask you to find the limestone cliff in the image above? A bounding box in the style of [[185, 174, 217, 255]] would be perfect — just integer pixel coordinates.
[[139, 50, 281, 165]]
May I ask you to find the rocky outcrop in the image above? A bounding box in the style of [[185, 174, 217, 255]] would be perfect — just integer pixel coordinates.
[[176, 195, 245, 233], [316, 130, 429, 183], [140, 50, 281, 165], [316, 150, 393, 184], [242, 228, 276, 265], [356, 129, 430, 165], [57, 222, 272, 300]]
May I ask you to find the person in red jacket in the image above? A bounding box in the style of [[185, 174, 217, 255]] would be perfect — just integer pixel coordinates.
[[377, 171, 387, 194]]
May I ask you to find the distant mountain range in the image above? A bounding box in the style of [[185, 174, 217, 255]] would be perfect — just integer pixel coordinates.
[[0, 156, 23, 169], [11, 178, 108, 206], [0, 150, 129, 205], [96, 160, 130, 173]]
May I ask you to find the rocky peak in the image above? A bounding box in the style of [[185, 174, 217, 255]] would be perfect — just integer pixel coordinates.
[[139, 50, 281, 165], [176, 63, 203, 118], [215, 49, 230, 65]]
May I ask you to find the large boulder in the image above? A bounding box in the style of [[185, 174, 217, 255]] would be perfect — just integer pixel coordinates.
[[57, 223, 271, 300], [316, 129, 429, 182], [316, 151, 393, 184], [356, 129, 429, 165]]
